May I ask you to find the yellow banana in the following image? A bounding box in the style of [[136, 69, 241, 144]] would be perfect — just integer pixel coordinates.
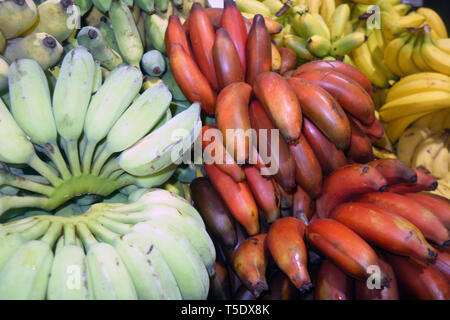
[[383, 32, 411, 77], [235, 0, 271, 16], [386, 76, 450, 103], [397, 33, 422, 76], [307, 34, 331, 57], [394, 4, 411, 16], [433, 38, 450, 55], [330, 31, 366, 57], [271, 43, 282, 71], [412, 31, 434, 72], [417, 7, 448, 39], [397, 12, 426, 29], [330, 3, 350, 41], [421, 27, 450, 75], [319, 0, 335, 26], [306, 0, 321, 15], [385, 111, 432, 144]]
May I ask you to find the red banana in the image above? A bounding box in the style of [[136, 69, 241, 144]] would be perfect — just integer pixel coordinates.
[[244, 166, 280, 223], [278, 47, 297, 75], [209, 262, 231, 300], [315, 164, 388, 219], [190, 177, 237, 249], [278, 183, 294, 209], [306, 219, 391, 286], [355, 192, 450, 247], [292, 185, 314, 224], [355, 258, 399, 300], [346, 116, 374, 163], [221, 0, 247, 76], [404, 193, 450, 229], [302, 117, 348, 176], [384, 252, 450, 300], [292, 60, 373, 96], [253, 72, 302, 144], [165, 15, 193, 57], [249, 16, 283, 35], [204, 163, 259, 235], [201, 125, 245, 182], [266, 217, 312, 292], [367, 159, 418, 185], [294, 69, 375, 125], [433, 249, 450, 282], [189, 3, 219, 90], [315, 260, 353, 300], [233, 286, 257, 300], [287, 77, 351, 150], [169, 43, 216, 115], [248, 99, 296, 193], [386, 167, 438, 193], [351, 115, 384, 140], [330, 202, 439, 264], [260, 271, 301, 300], [213, 28, 245, 90], [246, 14, 272, 86], [215, 82, 252, 164], [289, 134, 323, 198], [183, 8, 223, 31], [232, 234, 269, 298]]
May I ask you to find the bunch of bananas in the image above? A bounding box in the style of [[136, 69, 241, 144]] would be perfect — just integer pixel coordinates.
[[0, 46, 202, 221], [0, 188, 215, 299], [378, 72, 450, 143]]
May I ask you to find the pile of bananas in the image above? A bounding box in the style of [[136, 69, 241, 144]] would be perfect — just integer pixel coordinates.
[[0, 188, 215, 299]]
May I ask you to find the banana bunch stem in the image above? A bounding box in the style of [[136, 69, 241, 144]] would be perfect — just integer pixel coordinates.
[[64, 140, 82, 177], [27, 153, 63, 187], [43, 142, 72, 181], [0, 195, 49, 214], [0, 170, 54, 196]]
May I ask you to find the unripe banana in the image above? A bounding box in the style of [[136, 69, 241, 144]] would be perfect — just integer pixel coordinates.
[[0, 55, 8, 95], [135, 0, 155, 13], [73, 0, 92, 15], [141, 49, 165, 77], [0, 0, 37, 39], [283, 34, 315, 61], [27, 0, 76, 42], [296, 12, 330, 41], [110, 0, 143, 68], [262, 0, 283, 15], [330, 31, 366, 57], [330, 3, 350, 42], [91, 0, 111, 12], [320, 0, 336, 25], [99, 16, 120, 54], [155, 0, 169, 13], [144, 12, 168, 53], [4, 33, 63, 70], [8, 59, 56, 146], [306, 35, 331, 57], [77, 26, 123, 70], [162, 68, 187, 101]]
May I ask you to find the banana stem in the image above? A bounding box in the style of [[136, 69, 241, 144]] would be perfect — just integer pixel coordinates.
[[40, 221, 63, 247], [109, 169, 125, 181], [91, 146, 114, 176], [99, 157, 121, 178], [64, 223, 76, 246], [81, 140, 97, 174], [86, 219, 118, 244], [65, 140, 82, 177], [96, 215, 133, 234], [0, 170, 54, 196], [76, 222, 98, 250], [21, 220, 51, 241], [27, 153, 63, 187], [0, 195, 49, 216], [45, 142, 72, 180], [1, 217, 40, 233]]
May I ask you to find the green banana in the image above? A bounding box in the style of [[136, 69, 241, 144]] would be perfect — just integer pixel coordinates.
[[155, 0, 169, 13], [92, 60, 103, 92], [0, 222, 61, 299], [118, 102, 201, 176], [132, 162, 176, 188], [91, 82, 172, 175], [131, 219, 209, 299], [73, 0, 92, 15], [295, 12, 330, 40], [29, 0, 75, 42], [77, 26, 123, 70], [91, 0, 111, 12], [82, 65, 142, 173], [162, 68, 187, 101], [110, 0, 143, 68], [77, 222, 138, 299], [0, 55, 8, 95], [283, 34, 315, 60], [99, 16, 120, 54], [330, 3, 351, 42], [141, 49, 165, 76], [53, 46, 95, 177], [135, 0, 155, 13], [306, 35, 331, 57], [4, 32, 63, 69], [330, 31, 366, 57], [0, 0, 37, 39], [144, 12, 168, 53]]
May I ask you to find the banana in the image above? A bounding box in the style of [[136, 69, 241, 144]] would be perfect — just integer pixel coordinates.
[[397, 12, 426, 29], [110, 0, 143, 68], [91, 82, 171, 175], [379, 91, 450, 122], [412, 32, 434, 72], [77, 26, 123, 70], [0, 222, 61, 299], [330, 31, 366, 57], [283, 34, 315, 61], [430, 134, 450, 178], [411, 131, 449, 174], [366, 29, 398, 81], [73, 0, 92, 15], [397, 33, 422, 76], [421, 26, 450, 75], [47, 223, 92, 299], [82, 65, 142, 173], [4, 33, 63, 70], [306, 34, 330, 57], [91, 0, 111, 12], [434, 38, 450, 55], [319, 0, 335, 25], [131, 219, 209, 299], [130, 163, 176, 189], [135, 0, 155, 13], [386, 75, 450, 103], [417, 7, 448, 39], [27, 0, 75, 42], [155, 0, 169, 12], [271, 42, 282, 71], [99, 16, 120, 54], [383, 32, 412, 77], [262, 0, 283, 15], [329, 3, 350, 42], [0, 56, 8, 97], [53, 47, 96, 177], [118, 103, 201, 176], [8, 58, 71, 180], [144, 12, 168, 53], [0, 0, 37, 39], [141, 49, 165, 76], [394, 3, 411, 16], [235, 0, 271, 16], [352, 40, 389, 88]]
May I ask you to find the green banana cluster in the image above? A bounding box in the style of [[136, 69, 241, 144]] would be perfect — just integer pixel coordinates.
[[0, 48, 201, 220], [0, 188, 215, 299]]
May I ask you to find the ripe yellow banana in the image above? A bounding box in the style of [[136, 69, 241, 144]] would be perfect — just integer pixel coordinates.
[[385, 111, 431, 144], [417, 7, 448, 39], [319, 0, 335, 25], [412, 32, 434, 72], [386, 75, 450, 103], [397, 34, 422, 76], [434, 38, 450, 54], [235, 0, 271, 16], [421, 27, 450, 75], [307, 34, 331, 57], [397, 125, 433, 165], [383, 32, 411, 77], [397, 12, 426, 29]]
